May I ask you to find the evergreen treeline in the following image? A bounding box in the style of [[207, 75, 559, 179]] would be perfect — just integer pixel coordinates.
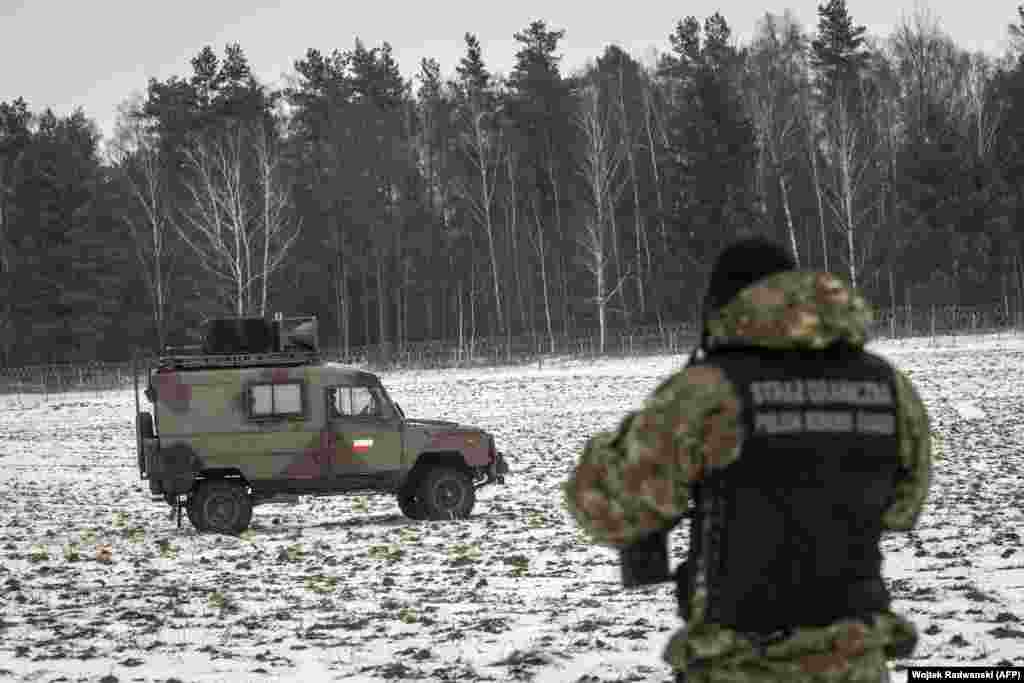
[[2, 2, 1024, 364]]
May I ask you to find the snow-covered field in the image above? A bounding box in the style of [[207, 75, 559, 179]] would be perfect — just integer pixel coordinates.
[[1, 332, 1022, 682]]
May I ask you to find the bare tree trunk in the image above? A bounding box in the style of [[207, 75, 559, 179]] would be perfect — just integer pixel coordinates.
[[335, 254, 348, 358], [778, 171, 799, 267], [457, 110, 504, 336], [377, 249, 386, 350], [808, 127, 828, 272], [154, 258, 165, 347], [401, 257, 409, 351], [531, 195, 555, 354], [545, 155, 570, 338], [826, 91, 878, 291], [113, 123, 173, 349], [0, 171, 7, 276], [0, 177, 11, 360], [597, 252, 607, 353], [395, 215, 404, 350], [254, 125, 301, 318], [261, 161, 271, 317], [481, 170, 503, 337], [456, 276, 464, 362], [576, 83, 625, 354], [889, 265, 896, 312], [506, 154, 525, 343], [483, 200, 502, 338], [469, 261, 477, 360], [618, 64, 646, 314], [361, 265, 370, 346], [642, 83, 669, 244], [641, 81, 670, 315], [841, 132, 858, 290]]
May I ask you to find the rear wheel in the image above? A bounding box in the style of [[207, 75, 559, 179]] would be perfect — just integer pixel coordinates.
[[417, 467, 475, 520], [137, 412, 154, 474], [186, 499, 200, 529], [138, 412, 155, 438], [187, 479, 253, 535]]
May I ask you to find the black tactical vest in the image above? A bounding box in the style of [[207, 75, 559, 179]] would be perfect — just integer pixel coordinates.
[[680, 343, 902, 634]]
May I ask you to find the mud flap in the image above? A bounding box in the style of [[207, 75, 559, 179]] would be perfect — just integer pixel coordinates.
[[166, 495, 185, 529], [153, 444, 198, 496]]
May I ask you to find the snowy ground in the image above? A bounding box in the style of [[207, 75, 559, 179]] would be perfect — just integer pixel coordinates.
[[0, 331, 1022, 682]]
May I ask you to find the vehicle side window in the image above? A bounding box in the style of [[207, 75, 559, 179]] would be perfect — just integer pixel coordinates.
[[329, 386, 390, 418], [249, 383, 304, 419]]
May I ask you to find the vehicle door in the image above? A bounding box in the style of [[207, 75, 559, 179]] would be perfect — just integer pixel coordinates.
[[247, 378, 330, 490], [325, 383, 403, 476]]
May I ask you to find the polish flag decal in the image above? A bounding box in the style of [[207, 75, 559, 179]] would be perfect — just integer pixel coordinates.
[[352, 438, 374, 454]]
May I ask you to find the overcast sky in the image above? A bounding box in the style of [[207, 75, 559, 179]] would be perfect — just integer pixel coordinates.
[[0, 0, 1017, 140]]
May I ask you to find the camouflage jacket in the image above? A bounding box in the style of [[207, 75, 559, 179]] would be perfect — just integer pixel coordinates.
[[563, 271, 932, 678]]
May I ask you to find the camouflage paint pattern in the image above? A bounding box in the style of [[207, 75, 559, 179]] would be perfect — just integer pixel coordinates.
[[150, 362, 494, 486], [427, 430, 492, 466], [563, 270, 932, 680], [154, 364, 341, 482]]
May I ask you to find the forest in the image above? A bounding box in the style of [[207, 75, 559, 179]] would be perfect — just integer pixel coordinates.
[[2, 0, 1024, 365]]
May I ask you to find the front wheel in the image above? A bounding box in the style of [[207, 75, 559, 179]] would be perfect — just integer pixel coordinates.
[[187, 479, 253, 535], [397, 490, 426, 520], [416, 467, 475, 520]]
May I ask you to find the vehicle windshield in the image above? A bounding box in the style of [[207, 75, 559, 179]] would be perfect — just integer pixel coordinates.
[[380, 386, 403, 419]]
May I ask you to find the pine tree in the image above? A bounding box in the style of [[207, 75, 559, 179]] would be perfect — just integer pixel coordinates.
[[505, 20, 576, 336], [455, 34, 491, 99], [658, 12, 760, 306], [810, 0, 868, 101], [809, 0, 875, 288], [0, 98, 33, 362]]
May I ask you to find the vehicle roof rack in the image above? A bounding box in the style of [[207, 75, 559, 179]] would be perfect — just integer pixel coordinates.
[[158, 349, 321, 371]]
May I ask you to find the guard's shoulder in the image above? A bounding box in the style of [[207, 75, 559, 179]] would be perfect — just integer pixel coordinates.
[[857, 348, 898, 370], [635, 360, 742, 475], [650, 360, 736, 402]]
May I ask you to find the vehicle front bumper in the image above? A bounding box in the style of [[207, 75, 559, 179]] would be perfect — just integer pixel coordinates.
[[478, 451, 508, 488]]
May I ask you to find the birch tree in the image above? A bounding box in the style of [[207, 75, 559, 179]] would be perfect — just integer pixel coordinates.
[[824, 85, 881, 289], [453, 33, 505, 337], [575, 82, 626, 353], [812, 0, 874, 288], [178, 122, 298, 317], [747, 12, 810, 266], [111, 106, 178, 349], [253, 121, 301, 316]]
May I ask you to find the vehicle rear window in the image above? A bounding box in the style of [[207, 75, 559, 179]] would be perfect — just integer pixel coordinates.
[[249, 383, 304, 418]]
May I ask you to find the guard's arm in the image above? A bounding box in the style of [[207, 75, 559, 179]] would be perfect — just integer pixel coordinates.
[[563, 365, 743, 547], [884, 369, 932, 530]]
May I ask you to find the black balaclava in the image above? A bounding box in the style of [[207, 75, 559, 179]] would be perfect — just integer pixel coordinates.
[[704, 238, 797, 314]]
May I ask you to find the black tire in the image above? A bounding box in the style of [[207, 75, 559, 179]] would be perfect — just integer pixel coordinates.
[[187, 479, 253, 535], [186, 499, 201, 529], [138, 412, 155, 439], [397, 489, 426, 520], [416, 467, 475, 520], [137, 412, 154, 475]]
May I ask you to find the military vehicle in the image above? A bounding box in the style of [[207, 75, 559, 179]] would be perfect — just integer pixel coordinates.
[[134, 315, 508, 534]]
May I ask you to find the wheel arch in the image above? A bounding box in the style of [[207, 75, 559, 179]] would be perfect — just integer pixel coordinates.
[[403, 451, 469, 490], [196, 467, 250, 485]]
